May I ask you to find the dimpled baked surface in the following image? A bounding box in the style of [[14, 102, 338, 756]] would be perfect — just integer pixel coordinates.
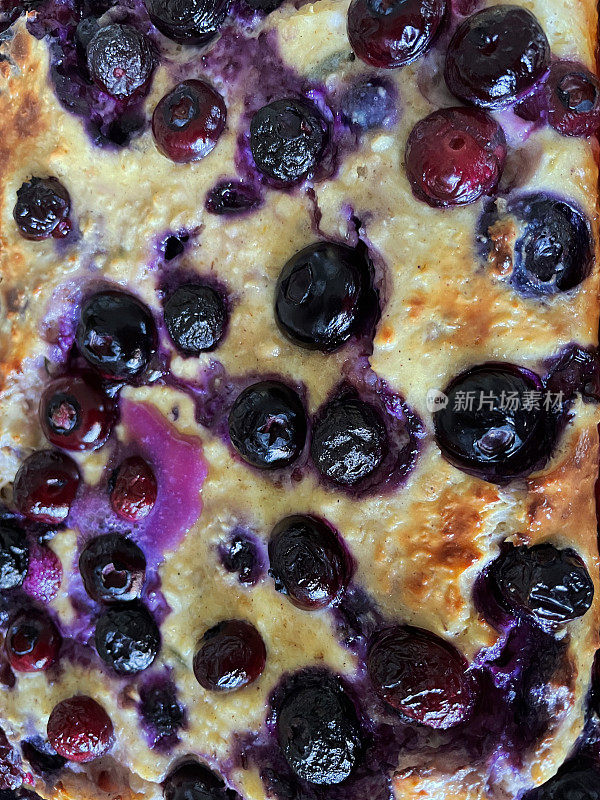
[[0, 0, 600, 799]]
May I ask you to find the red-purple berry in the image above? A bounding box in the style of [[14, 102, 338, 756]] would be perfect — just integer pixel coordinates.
[[547, 61, 600, 137], [13, 451, 80, 525], [347, 0, 446, 69], [405, 107, 507, 208], [367, 625, 475, 729], [152, 80, 227, 164], [40, 372, 116, 452], [22, 543, 62, 604], [109, 456, 157, 522], [193, 619, 266, 692], [47, 696, 114, 763], [6, 609, 61, 673]]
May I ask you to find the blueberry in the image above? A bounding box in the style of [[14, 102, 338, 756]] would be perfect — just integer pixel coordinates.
[[275, 670, 362, 785], [228, 381, 306, 469], [339, 79, 395, 130], [21, 739, 66, 778], [193, 619, 266, 692], [76, 290, 157, 380], [94, 602, 160, 674], [139, 681, 185, 746], [433, 363, 553, 482], [152, 80, 227, 164], [445, 5, 550, 109], [311, 398, 386, 487], [13, 178, 71, 241], [243, 0, 282, 12], [523, 757, 600, 800], [347, 0, 446, 69], [79, 534, 146, 603], [75, 17, 100, 52], [488, 543, 594, 626], [221, 532, 262, 585], [405, 107, 507, 207], [250, 99, 329, 185], [13, 450, 80, 525], [205, 181, 262, 215], [367, 625, 475, 729], [0, 522, 28, 591], [547, 61, 600, 137], [86, 24, 154, 99], [275, 242, 372, 352], [6, 609, 61, 673], [164, 284, 227, 354], [163, 761, 239, 800], [268, 515, 351, 609], [145, 0, 229, 44], [478, 193, 593, 295]]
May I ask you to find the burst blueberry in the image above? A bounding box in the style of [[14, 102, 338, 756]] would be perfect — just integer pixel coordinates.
[[163, 761, 239, 800], [205, 181, 262, 215], [13, 178, 71, 241], [79, 534, 146, 603], [164, 284, 227, 354], [547, 61, 600, 137], [340, 78, 395, 130]]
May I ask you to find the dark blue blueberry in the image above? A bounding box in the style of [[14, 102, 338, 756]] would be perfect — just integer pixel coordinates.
[[163, 760, 240, 800], [488, 543, 594, 626], [311, 398, 386, 487], [139, 681, 185, 748], [523, 757, 600, 799], [250, 99, 329, 185], [75, 17, 100, 53], [478, 194, 593, 295], [79, 534, 146, 603], [94, 602, 160, 675], [193, 619, 266, 692], [21, 739, 66, 779], [0, 522, 28, 591], [205, 181, 262, 215], [145, 0, 229, 45], [275, 242, 372, 352], [274, 669, 362, 785], [340, 79, 395, 131], [228, 381, 306, 469], [164, 284, 227, 355], [77, 290, 157, 380], [221, 532, 263, 586], [445, 5, 551, 109], [243, 0, 282, 12], [163, 234, 188, 261], [269, 515, 351, 609], [433, 363, 554, 483], [13, 178, 71, 241], [86, 24, 154, 99]]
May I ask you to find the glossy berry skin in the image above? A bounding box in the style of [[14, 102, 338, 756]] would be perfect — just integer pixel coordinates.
[[228, 381, 306, 469], [489, 544, 594, 626], [40, 373, 116, 452], [367, 625, 474, 729], [94, 602, 160, 674], [5, 609, 61, 672], [79, 534, 146, 603], [152, 80, 226, 164], [193, 619, 266, 692], [275, 670, 362, 785], [47, 696, 114, 764], [433, 364, 552, 483], [109, 456, 157, 522], [250, 99, 329, 185], [340, 79, 395, 131], [547, 61, 600, 137], [445, 5, 550, 109], [405, 107, 507, 208], [275, 242, 371, 352], [77, 290, 157, 380], [221, 532, 262, 585], [13, 450, 80, 525], [163, 761, 235, 800], [311, 398, 387, 487], [205, 181, 262, 215], [523, 758, 600, 800], [164, 284, 227, 354], [478, 193, 593, 295], [268, 515, 351, 609], [0, 522, 29, 590], [347, 0, 446, 69], [13, 178, 71, 241], [86, 24, 154, 99], [145, 0, 229, 45]]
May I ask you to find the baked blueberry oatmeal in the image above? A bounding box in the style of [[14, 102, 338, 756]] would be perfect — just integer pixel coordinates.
[[0, 0, 600, 798]]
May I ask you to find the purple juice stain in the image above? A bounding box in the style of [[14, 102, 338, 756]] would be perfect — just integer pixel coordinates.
[[138, 670, 186, 752]]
